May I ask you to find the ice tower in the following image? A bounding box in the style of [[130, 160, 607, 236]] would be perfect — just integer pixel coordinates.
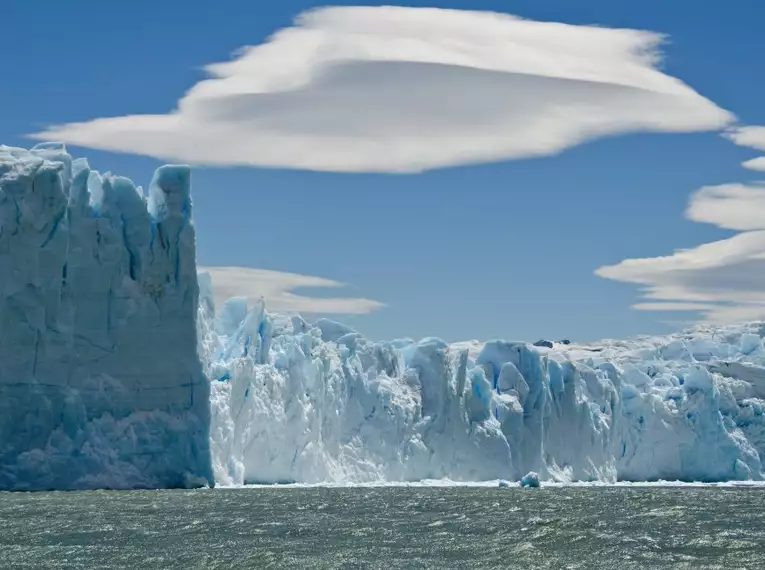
[[0, 143, 213, 490]]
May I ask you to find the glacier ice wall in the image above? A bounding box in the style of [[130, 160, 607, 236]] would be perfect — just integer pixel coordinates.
[[4, 144, 764, 489], [200, 284, 765, 485], [0, 144, 213, 490]]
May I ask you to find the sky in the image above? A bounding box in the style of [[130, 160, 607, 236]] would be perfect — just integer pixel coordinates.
[[2, 0, 765, 343]]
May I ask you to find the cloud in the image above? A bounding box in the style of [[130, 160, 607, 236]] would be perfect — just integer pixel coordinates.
[[724, 125, 765, 171], [198, 266, 384, 314], [725, 125, 765, 151], [687, 183, 765, 231], [742, 157, 765, 171], [596, 183, 765, 323], [30, 6, 732, 173]]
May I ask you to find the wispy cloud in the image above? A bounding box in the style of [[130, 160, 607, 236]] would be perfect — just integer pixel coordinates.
[[725, 125, 765, 151], [30, 6, 732, 173], [742, 157, 765, 172], [724, 125, 765, 171], [198, 266, 384, 315], [596, 183, 765, 323]]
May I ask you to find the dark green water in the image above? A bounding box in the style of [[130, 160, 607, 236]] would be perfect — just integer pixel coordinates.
[[0, 486, 763, 569]]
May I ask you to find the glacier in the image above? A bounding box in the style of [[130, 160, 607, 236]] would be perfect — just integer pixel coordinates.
[[0, 144, 212, 490], [199, 289, 765, 486], [3, 144, 765, 490]]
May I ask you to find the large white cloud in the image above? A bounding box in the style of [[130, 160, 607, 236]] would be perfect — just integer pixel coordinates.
[[596, 183, 765, 323], [198, 266, 384, 314], [30, 6, 732, 173]]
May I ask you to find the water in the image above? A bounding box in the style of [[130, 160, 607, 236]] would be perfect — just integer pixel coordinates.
[[1, 486, 763, 569]]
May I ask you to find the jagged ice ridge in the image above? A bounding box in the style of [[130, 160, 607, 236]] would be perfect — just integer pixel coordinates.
[[2, 144, 765, 490], [202, 292, 765, 485]]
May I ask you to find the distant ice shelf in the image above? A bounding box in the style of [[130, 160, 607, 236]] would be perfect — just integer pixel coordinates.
[[3, 144, 765, 490]]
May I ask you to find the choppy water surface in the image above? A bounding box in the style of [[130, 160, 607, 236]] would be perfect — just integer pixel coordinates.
[[0, 486, 763, 569]]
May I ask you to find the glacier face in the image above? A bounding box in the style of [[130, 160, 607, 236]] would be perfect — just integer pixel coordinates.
[[0, 144, 212, 490], [3, 144, 765, 490], [200, 283, 765, 485]]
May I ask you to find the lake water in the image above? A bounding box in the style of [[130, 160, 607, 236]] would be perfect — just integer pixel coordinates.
[[1, 485, 763, 569]]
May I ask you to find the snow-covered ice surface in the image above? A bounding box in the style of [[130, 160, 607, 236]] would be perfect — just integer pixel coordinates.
[[200, 284, 765, 486], [0, 144, 212, 490]]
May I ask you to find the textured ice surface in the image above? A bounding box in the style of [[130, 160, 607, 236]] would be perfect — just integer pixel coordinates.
[[0, 144, 212, 490], [200, 285, 765, 485], [4, 144, 765, 490]]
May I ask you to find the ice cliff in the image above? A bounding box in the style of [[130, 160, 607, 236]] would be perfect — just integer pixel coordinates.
[[0, 144, 212, 490], [201, 289, 765, 485], [3, 145, 765, 490]]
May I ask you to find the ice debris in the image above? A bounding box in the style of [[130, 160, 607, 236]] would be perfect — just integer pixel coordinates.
[[520, 472, 540, 488]]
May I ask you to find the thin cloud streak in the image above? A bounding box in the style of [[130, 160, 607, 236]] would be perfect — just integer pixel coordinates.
[[724, 125, 765, 171], [725, 125, 765, 151], [198, 266, 384, 315], [742, 157, 765, 171]]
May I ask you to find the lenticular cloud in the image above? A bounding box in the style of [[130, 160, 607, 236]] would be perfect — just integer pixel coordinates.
[[32, 6, 733, 173], [596, 183, 765, 323], [197, 266, 384, 315]]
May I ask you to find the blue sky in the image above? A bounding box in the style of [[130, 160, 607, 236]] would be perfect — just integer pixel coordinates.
[[3, 0, 765, 342]]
